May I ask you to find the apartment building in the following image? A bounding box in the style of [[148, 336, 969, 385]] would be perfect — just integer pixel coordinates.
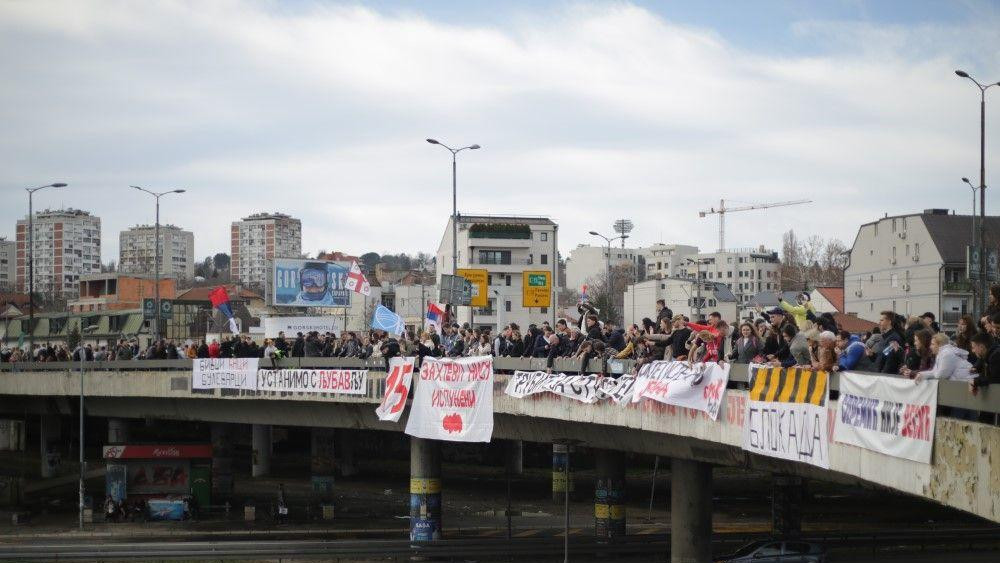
[[436, 215, 558, 331], [230, 212, 302, 289], [678, 246, 781, 306], [845, 209, 1000, 331], [641, 243, 700, 280], [0, 238, 14, 291], [565, 244, 642, 291], [623, 277, 738, 327], [15, 208, 101, 298], [119, 224, 195, 280]]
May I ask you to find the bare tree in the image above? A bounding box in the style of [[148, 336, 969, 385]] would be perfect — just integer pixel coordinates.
[[780, 229, 847, 289]]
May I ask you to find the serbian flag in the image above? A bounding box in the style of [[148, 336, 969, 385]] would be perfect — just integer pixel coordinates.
[[209, 286, 240, 334], [346, 260, 371, 296], [425, 302, 444, 331]]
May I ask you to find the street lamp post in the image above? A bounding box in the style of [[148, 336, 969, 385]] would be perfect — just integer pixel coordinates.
[[589, 231, 628, 322], [24, 183, 68, 357], [426, 139, 480, 325], [956, 70, 1000, 316], [131, 186, 186, 342], [964, 177, 979, 300]]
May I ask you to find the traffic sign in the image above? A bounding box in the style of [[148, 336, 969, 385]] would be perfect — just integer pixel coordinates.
[[143, 298, 156, 319], [456, 269, 489, 308], [522, 270, 551, 308], [439, 274, 473, 306]]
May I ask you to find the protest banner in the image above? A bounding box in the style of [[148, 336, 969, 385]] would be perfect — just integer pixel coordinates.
[[405, 356, 493, 442], [743, 365, 829, 469], [192, 358, 258, 390], [834, 372, 938, 464], [256, 369, 367, 395], [631, 361, 730, 420], [505, 371, 637, 404], [376, 357, 416, 422]]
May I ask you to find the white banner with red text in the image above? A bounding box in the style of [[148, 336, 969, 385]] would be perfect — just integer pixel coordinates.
[[505, 371, 636, 404], [834, 372, 938, 464], [631, 361, 730, 420], [405, 356, 493, 442], [255, 368, 367, 395], [376, 357, 416, 422], [192, 358, 259, 390], [743, 365, 830, 469]]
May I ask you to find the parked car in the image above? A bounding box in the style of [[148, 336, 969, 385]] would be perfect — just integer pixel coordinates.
[[715, 540, 827, 563]]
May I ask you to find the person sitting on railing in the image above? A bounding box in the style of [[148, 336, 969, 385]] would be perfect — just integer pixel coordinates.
[[970, 333, 1000, 394]]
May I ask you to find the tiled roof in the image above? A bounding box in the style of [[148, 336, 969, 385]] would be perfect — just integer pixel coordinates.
[[815, 286, 844, 313], [834, 313, 877, 334]]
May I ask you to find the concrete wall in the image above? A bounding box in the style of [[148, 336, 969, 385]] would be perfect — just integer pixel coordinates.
[[1, 365, 998, 523]]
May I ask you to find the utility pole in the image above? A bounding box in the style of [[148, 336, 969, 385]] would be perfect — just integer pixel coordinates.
[[24, 183, 68, 356], [131, 186, 186, 342]]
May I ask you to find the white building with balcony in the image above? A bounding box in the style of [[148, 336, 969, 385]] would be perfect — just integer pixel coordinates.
[[623, 277, 738, 327], [640, 243, 700, 280], [119, 224, 195, 281], [677, 246, 781, 307], [436, 215, 558, 331], [845, 208, 1000, 331]]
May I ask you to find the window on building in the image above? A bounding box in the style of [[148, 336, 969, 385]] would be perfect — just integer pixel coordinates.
[[905, 244, 910, 256], [540, 307, 547, 314], [505, 300, 511, 312], [890, 273, 898, 288], [541, 254, 548, 265], [892, 218, 897, 232], [478, 250, 511, 265], [505, 275, 511, 286], [914, 243, 920, 256], [541, 232, 548, 242], [892, 246, 896, 258]]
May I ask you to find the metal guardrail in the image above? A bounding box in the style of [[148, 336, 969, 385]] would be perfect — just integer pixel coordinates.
[[1, 358, 998, 415]]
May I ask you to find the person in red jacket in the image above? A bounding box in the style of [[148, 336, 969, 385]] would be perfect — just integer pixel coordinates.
[[207, 339, 221, 358], [686, 312, 724, 363]]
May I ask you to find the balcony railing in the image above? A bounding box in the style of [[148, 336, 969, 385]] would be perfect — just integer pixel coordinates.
[[943, 281, 972, 292], [941, 311, 965, 324]]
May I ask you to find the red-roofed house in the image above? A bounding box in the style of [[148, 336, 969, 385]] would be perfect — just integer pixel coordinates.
[[811, 286, 845, 314]]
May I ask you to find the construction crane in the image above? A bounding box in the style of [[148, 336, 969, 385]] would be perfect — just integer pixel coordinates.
[[699, 199, 811, 251]]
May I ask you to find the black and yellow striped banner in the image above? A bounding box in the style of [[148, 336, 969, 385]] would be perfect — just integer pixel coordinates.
[[748, 366, 827, 406]]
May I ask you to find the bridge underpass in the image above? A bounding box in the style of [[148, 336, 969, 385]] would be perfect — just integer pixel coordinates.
[[1, 358, 999, 562]]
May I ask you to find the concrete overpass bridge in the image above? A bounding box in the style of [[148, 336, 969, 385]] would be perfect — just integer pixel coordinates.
[[1, 358, 998, 562]]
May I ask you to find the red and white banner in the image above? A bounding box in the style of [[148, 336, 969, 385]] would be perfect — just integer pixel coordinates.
[[834, 372, 938, 464], [346, 260, 371, 296], [256, 369, 367, 394], [631, 361, 730, 420], [193, 358, 259, 390], [376, 357, 416, 422], [103, 444, 213, 459], [405, 356, 493, 442]]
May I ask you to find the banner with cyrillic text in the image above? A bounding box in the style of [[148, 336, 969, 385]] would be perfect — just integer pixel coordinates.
[[743, 365, 829, 469], [376, 357, 416, 422], [405, 356, 493, 443], [193, 358, 259, 390], [505, 371, 636, 404], [834, 372, 937, 464], [256, 369, 367, 395], [631, 361, 730, 420]]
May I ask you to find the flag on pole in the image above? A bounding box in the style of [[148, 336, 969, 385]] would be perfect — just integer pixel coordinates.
[[372, 304, 405, 336], [209, 286, 240, 334], [425, 302, 444, 331], [346, 261, 371, 296]]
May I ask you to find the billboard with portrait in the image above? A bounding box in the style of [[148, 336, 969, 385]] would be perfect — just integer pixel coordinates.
[[273, 259, 351, 307]]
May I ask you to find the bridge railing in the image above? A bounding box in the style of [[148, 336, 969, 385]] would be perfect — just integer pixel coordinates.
[[1, 357, 998, 415]]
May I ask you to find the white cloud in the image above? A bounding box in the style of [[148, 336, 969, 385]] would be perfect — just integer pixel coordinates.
[[1, 0, 998, 267]]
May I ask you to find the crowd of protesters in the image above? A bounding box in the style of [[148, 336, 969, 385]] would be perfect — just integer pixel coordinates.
[[3, 288, 1000, 398]]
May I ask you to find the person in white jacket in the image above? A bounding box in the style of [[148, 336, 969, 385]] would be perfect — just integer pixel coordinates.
[[913, 333, 974, 382]]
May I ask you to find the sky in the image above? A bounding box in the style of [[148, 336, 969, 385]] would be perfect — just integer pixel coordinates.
[[2, 0, 1000, 265]]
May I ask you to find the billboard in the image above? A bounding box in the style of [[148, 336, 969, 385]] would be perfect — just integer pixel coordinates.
[[522, 270, 551, 307], [263, 316, 342, 337], [455, 269, 488, 308], [273, 259, 351, 307]]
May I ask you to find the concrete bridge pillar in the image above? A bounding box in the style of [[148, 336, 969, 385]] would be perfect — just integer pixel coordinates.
[[595, 449, 626, 541], [251, 424, 271, 478], [336, 429, 358, 478], [552, 443, 574, 501], [107, 418, 129, 445], [505, 440, 523, 476], [409, 437, 442, 542], [39, 415, 61, 479], [311, 428, 336, 498], [671, 459, 712, 563], [210, 423, 235, 499]]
